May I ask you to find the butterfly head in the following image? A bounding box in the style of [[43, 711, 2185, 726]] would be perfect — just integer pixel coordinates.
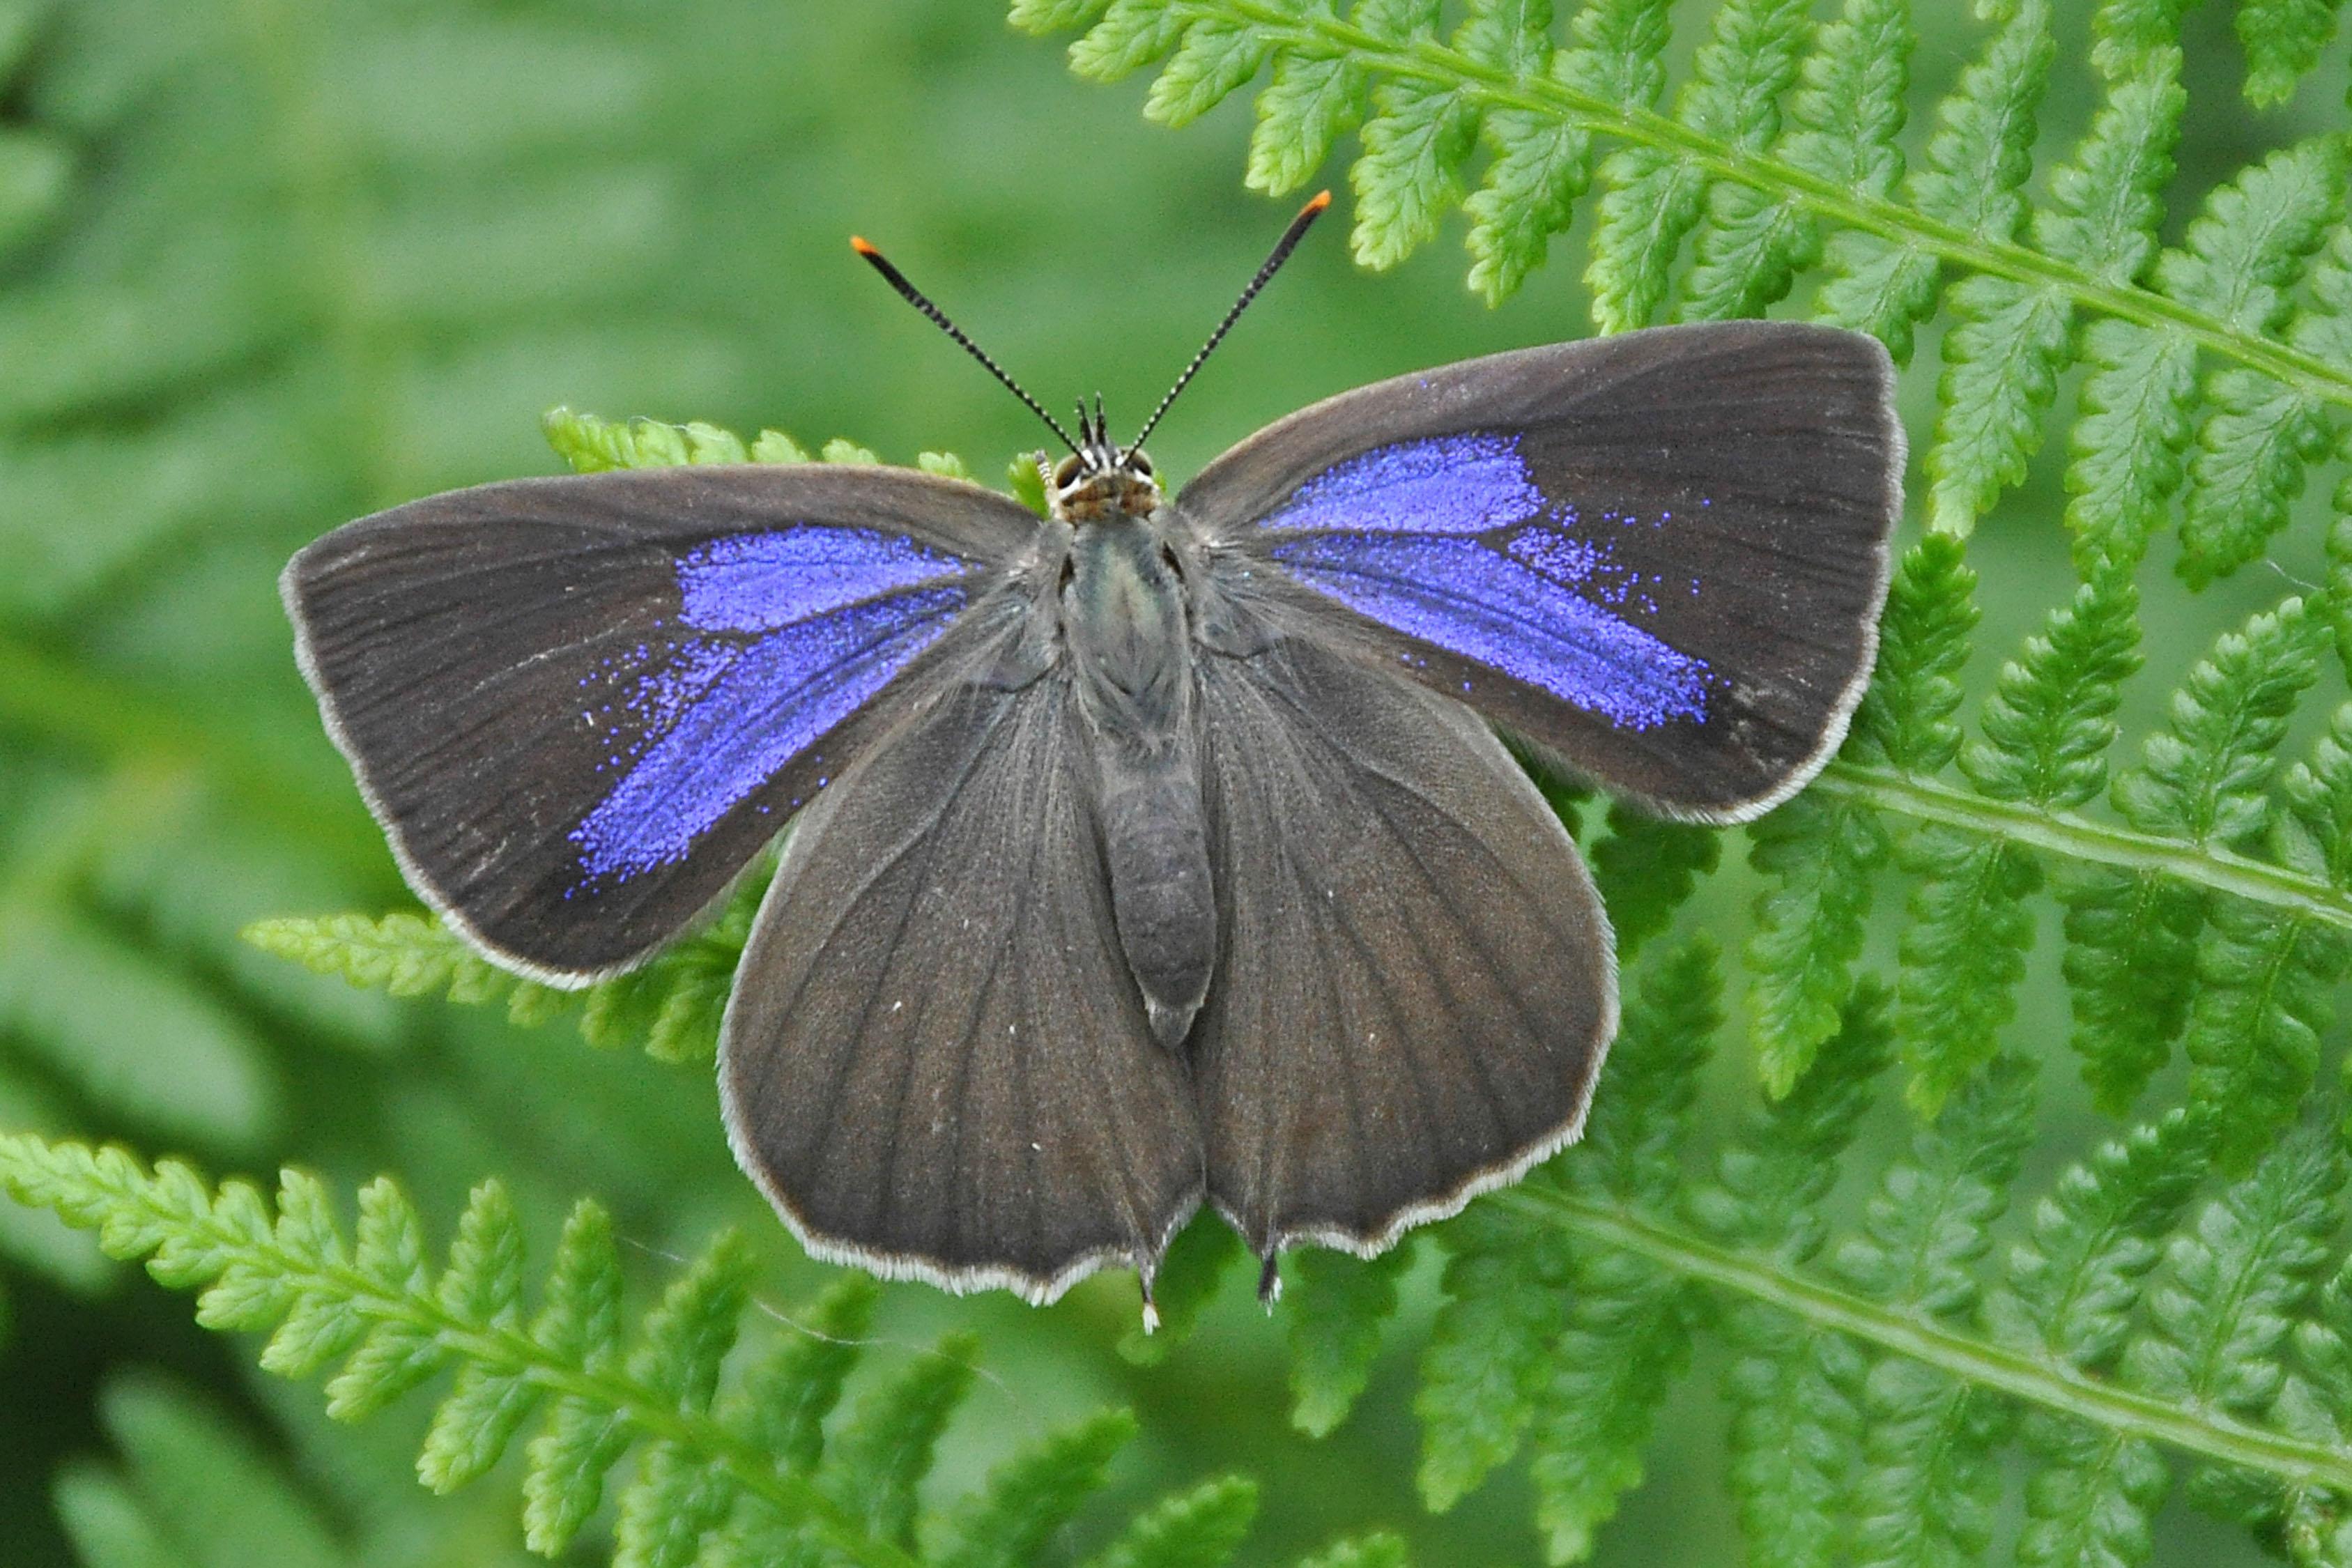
[[1046, 397, 1161, 523]]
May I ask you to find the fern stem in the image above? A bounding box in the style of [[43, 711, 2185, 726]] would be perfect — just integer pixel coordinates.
[[1196, 0, 2352, 413], [1505, 1187, 2352, 1492], [1813, 762, 2352, 931]]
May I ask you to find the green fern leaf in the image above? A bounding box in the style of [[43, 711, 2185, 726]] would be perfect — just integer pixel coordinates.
[[1070, 0, 1187, 84], [525, 1396, 635, 1555], [1009, 0, 1113, 33], [1963, 573, 2143, 812], [1145, 15, 1268, 127], [2057, 863, 2202, 1115], [1744, 794, 1887, 1095], [1571, 937, 1719, 1206], [825, 1332, 980, 1545], [1721, 1311, 1867, 1568], [1525, 1243, 1694, 1563], [1292, 1535, 1412, 1568], [437, 1179, 525, 1326], [2184, 703, 2352, 1169], [2178, 220, 2352, 585], [2064, 316, 2201, 571], [0, 1135, 1270, 1568], [617, 1442, 735, 1568], [1898, 574, 2140, 1112], [2237, 0, 2349, 106], [1850, 535, 1978, 774], [418, 1360, 538, 1495], [1507, 939, 1716, 1559], [1247, 45, 1369, 197], [1990, 1111, 2208, 1368], [243, 869, 766, 1062], [1820, 0, 2049, 362], [1931, 40, 2178, 533], [1840, 1057, 2037, 1568], [1988, 1113, 2205, 1568], [2125, 1124, 2344, 1416], [1588, 802, 1720, 964], [1893, 830, 2040, 1115], [1702, 992, 1888, 1568], [1836, 539, 1986, 1091], [1351, 77, 1478, 270], [2062, 597, 2324, 1112], [1922, 276, 2073, 534], [942, 1409, 1138, 1568], [544, 408, 755, 471], [1084, 1475, 1259, 1568], [1584, 146, 1702, 331], [1284, 1243, 1413, 1438], [2117, 595, 2323, 848], [1121, 1211, 1245, 1364], [1413, 1201, 1570, 1510], [1930, 42, 2178, 534], [1668, 0, 1815, 323], [631, 1232, 753, 1413], [2013, 1416, 2169, 1568], [732, 1274, 877, 1475], [1462, 0, 1610, 305], [1586, 0, 1809, 330]]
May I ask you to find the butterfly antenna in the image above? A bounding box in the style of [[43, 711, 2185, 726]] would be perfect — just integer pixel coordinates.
[[852, 236, 1082, 456], [1128, 189, 1332, 453]]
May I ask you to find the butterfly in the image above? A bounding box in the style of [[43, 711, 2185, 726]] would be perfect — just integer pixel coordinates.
[[283, 194, 1903, 1316]]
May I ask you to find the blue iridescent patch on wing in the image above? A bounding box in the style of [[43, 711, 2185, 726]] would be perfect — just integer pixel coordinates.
[[569, 526, 971, 880], [1259, 432, 1712, 729], [1257, 433, 1544, 535], [1270, 531, 1709, 732], [677, 528, 963, 631]]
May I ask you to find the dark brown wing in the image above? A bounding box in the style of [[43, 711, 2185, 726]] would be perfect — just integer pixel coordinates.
[[719, 666, 1203, 1301], [1174, 321, 1902, 821], [1190, 633, 1615, 1261], [284, 464, 1042, 983]]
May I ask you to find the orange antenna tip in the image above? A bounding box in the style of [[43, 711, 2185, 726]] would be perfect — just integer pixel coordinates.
[[850, 236, 879, 256], [1305, 190, 1332, 213]]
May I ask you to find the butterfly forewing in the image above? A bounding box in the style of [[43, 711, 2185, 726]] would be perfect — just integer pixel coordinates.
[[284, 464, 1040, 981], [1191, 631, 1615, 1259], [1178, 321, 1903, 820], [718, 663, 1204, 1300]]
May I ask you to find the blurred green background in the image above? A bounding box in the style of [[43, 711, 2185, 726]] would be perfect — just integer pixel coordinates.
[[0, 2, 2344, 1564]]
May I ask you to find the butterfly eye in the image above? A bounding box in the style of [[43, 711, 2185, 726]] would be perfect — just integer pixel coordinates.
[[1052, 455, 1086, 491], [1128, 452, 1155, 478]]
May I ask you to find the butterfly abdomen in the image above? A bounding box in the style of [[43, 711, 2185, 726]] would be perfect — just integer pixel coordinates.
[[1063, 517, 1217, 1047]]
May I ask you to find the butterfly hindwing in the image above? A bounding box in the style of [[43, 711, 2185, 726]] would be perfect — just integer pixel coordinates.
[[1191, 631, 1615, 1259], [284, 464, 1040, 981], [719, 661, 1204, 1300], [1177, 321, 1903, 820]]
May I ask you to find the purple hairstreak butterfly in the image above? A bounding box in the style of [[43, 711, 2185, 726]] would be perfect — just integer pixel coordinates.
[[282, 192, 1903, 1317]]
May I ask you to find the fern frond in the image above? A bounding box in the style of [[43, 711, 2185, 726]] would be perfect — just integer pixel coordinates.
[[1588, 801, 1720, 963], [1924, 29, 2177, 535], [0, 1135, 1279, 1568], [2061, 597, 2326, 1114], [1989, 1112, 2206, 1568], [1585, 0, 1810, 329], [2236, 0, 2351, 106], [1284, 1241, 1413, 1438], [1702, 985, 1889, 1568]]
